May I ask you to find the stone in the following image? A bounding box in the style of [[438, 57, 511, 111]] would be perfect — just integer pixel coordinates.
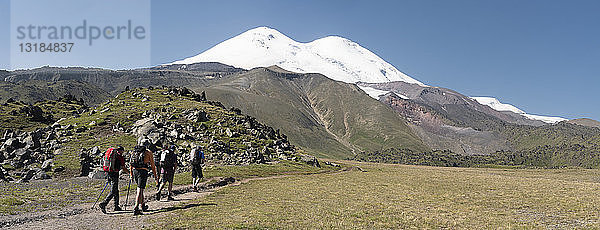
[[4, 138, 21, 150], [14, 149, 31, 162], [324, 161, 340, 167], [80, 148, 93, 177], [88, 168, 107, 179], [41, 159, 53, 172], [90, 146, 102, 156], [300, 154, 321, 167], [52, 118, 67, 128], [23, 169, 37, 181], [225, 128, 233, 138], [53, 166, 65, 173], [133, 118, 157, 137], [33, 171, 51, 180]]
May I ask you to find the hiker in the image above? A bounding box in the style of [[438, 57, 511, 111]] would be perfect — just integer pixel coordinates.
[[190, 145, 205, 192], [98, 146, 129, 214], [156, 145, 178, 201], [130, 145, 158, 215]]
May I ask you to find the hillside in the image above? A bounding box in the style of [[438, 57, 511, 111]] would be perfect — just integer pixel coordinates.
[[197, 66, 429, 158], [0, 86, 314, 182], [0, 80, 110, 105], [2, 65, 241, 96], [568, 118, 600, 128]]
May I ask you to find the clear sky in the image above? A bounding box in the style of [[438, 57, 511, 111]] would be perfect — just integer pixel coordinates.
[[1, 0, 599, 121]]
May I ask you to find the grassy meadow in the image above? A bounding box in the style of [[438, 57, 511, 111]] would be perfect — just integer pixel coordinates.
[[156, 162, 600, 229]]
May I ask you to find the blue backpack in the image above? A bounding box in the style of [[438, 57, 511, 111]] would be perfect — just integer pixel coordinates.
[[192, 148, 204, 165]]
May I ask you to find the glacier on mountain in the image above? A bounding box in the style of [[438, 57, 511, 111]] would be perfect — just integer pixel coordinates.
[[172, 26, 424, 85], [471, 96, 567, 124]]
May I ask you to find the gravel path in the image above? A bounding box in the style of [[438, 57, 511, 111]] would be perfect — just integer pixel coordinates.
[[3, 177, 233, 230], [2, 165, 349, 230]]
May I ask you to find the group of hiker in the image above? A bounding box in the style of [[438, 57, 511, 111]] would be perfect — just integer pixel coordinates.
[[96, 143, 205, 215]]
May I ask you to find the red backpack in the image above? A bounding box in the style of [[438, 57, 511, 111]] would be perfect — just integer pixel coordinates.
[[102, 148, 118, 172]]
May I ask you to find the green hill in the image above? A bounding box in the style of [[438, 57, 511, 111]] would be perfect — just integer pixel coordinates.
[[0, 87, 311, 180], [198, 66, 429, 159]]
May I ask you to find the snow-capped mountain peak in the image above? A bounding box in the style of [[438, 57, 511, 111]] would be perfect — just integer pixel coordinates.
[[171, 26, 424, 85], [471, 96, 568, 124]]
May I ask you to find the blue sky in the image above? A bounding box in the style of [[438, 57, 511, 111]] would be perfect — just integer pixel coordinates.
[[1, 0, 599, 121]]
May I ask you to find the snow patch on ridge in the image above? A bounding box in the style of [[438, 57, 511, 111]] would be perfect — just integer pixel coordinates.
[[172, 27, 424, 86], [471, 97, 525, 114], [358, 85, 408, 100], [471, 96, 567, 124]]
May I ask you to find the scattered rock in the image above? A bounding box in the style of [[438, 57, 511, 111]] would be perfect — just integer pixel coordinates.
[[34, 170, 51, 180], [88, 168, 107, 179], [300, 154, 321, 167], [41, 159, 53, 172], [79, 148, 94, 177], [53, 166, 65, 173]]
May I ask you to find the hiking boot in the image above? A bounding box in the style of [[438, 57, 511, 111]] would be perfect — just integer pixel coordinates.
[[133, 208, 142, 216], [98, 202, 107, 214], [142, 204, 149, 212], [167, 196, 175, 201], [114, 206, 123, 212]]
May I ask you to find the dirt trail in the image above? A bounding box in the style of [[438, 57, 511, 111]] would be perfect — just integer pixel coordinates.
[[3, 166, 353, 230]]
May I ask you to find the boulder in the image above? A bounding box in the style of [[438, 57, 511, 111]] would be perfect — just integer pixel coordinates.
[[88, 168, 107, 179], [225, 128, 232, 137], [33, 171, 51, 180], [0, 166, 6, 182], [80, 148, 94, 177], [23, 169, 37, 181], [4, 138, 22, 150], [300, 154, 321, 167], [41, 159, 53, 172], [133, 118, 157, 137], [53, 166, 65, 173], [14, 149, 31, 163]]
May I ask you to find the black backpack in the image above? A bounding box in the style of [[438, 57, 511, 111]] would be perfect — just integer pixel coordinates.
[[160, 149, 176, 170], [131, 146, 147, 169]]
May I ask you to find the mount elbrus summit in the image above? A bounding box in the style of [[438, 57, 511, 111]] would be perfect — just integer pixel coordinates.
[[1, 26, 599, 183]]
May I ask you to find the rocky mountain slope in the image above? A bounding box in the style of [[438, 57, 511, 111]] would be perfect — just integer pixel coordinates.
[[0, 64, 428, 159], [0, 86, 315, 182], [2, 65, 242, 98], [0, 80, 110, 105], [196, 66, 429, 158]]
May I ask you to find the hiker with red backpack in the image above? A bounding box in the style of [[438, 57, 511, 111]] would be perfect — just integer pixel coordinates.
[[98, 146, 129, 214], [130, 145, 158, 215], [190, 145, 205, 192], [156, 145, 178, 201]]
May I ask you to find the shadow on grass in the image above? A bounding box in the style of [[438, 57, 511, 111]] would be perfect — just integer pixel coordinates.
[[152, 203, 217, 214]]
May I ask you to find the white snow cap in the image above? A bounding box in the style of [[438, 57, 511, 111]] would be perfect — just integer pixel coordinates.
[[172, 26, 424, 85], [471, 96, 568, 124]]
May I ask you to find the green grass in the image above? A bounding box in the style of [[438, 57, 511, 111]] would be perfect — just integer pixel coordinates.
[[0, 161, 329, 215], [0, 178, 105, 215], [156, 162, 600, 229]]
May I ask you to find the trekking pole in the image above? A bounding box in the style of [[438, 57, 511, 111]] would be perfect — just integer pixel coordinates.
[[124, 172, 132, 210], [124, 152, 133, 210], [92, 180, 110, 210]]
